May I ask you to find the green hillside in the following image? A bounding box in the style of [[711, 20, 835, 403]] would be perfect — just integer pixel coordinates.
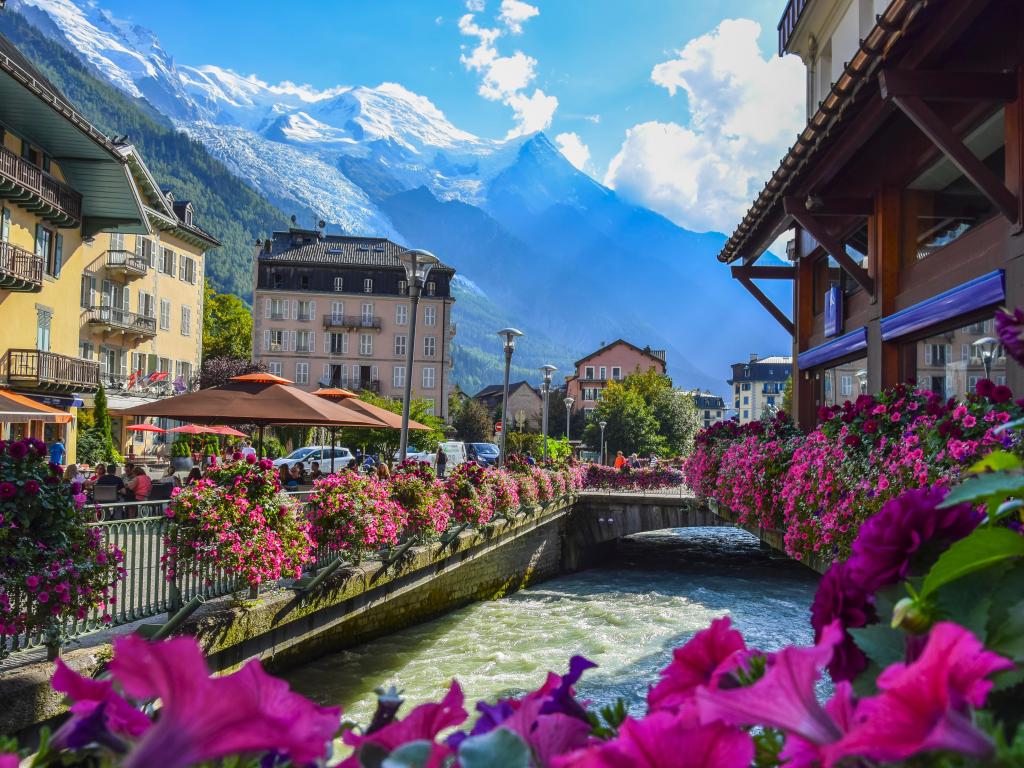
[[0, 11, 288, 300]]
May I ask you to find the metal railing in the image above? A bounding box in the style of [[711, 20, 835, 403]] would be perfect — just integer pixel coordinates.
[[104, 249, 148, 278], [0, 348, 100, 391], [0, 241, 43, 291], [322, 313, 382, 331], [777, 0, 811, 55], [0, 143, 82, 225], [82, 305, 158, 337]]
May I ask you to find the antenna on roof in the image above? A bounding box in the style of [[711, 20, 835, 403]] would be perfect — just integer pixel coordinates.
[[290, 214, 297, 225]]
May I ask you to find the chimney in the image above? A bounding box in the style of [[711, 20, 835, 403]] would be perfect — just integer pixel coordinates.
[[749, 353, 759, 363]]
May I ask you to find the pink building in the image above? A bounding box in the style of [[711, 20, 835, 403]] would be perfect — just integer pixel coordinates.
[[252, 228, 455, 418], [565, 339, 666, 415]]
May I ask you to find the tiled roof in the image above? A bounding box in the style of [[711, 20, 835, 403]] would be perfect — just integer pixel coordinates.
[[262, 232, 454, 271], [694, 394, 725, 409], [756, 356, 793, 364], [473, 381, 537, 400]]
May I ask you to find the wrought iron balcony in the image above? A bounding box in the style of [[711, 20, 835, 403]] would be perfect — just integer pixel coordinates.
[[0, 144, 82, 227], [82, 305, 157, 339], [777, 0, 812, 55], [105, 249, 148, 279], [322, 313, 382, 331], [0, 241, 43, 292], [356, 379, 381, 394], [0, 348, 100, 392]]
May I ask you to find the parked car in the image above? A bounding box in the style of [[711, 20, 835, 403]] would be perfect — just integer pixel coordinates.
[[271, 446, 353, 470], [466, 442, 499, 466], [437, 441, 468, 475], [393, 447, 436, 466]]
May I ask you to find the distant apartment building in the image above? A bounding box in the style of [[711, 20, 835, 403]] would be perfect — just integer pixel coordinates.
[[692, 391, 726, 429], [252, 229, 455, 418], [565, 340, 666, 417], [728, 354, 791, 424], [473, 381, 543, 431]]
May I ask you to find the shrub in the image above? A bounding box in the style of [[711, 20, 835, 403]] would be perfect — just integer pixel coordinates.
[[306, 472, 406, 560], [444, 462, 493, 527]]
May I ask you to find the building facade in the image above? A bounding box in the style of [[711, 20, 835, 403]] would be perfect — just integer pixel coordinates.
[[253, 229, 455, 418], [473, 381, 543, 431], [727, 355, 791, 423], [723, 0, 1023, 428], [565, 339, 667, 416], [693, 392, 727, 428]]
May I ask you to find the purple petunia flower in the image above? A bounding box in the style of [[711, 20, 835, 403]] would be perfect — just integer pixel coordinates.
[[810, 561, 877, 682], [996, 307, 1024, 366], [23, 480, 41, 496], [847, 486, 979, 594], [0, 482, 16, 500], [6, 441, 28, 460]]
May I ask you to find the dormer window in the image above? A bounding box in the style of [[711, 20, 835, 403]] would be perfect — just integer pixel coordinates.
[[363, 278, 373, 293], [398, 280, 408, 295], [425, 281, 436, 297], [184, 204, 193, 226]]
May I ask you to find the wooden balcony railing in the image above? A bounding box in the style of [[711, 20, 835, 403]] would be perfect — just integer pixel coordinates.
[[322, 314, 382, 331], [82, 305, 157, 338], [0, 144, 82, 226], [777, 0, 812, 55], [105, 250, 148, 278], [0, 348, 100, 392], [0, 241, 43, 292]]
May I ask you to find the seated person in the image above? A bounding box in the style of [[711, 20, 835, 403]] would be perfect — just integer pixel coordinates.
[[186, 467, 203, 485], [285, 464, 302, 489], [160, 465, 182, 488], [93, 464, 125, 493], [309, 461, 323, 481], [123, 466, 153, 501]]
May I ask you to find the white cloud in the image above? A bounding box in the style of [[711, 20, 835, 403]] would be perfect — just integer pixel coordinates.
[[435, 15, 444, 25], [584, 114, 601, 124], [466, 0, 485, 10], [604, 19, 804, 234], [499, 0, 539, 33], [555, 132, 590, 170], [459, 4, 555, 138]]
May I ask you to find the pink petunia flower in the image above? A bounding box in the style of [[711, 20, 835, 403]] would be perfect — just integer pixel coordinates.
[[50, 658, 152, 750], [108, 635, 340, 768], [648, 616, 746, 714]]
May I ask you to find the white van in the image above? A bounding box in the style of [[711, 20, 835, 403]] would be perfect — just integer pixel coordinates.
[[437, 441, 467, 475]]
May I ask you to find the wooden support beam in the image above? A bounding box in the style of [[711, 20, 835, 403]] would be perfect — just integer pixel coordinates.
[[888, 95, 1019, 224], [804, 196, 874, 216], [783, 197, 875, 295], [734, 272, 794, 335], [879, 69, 1018, 102], [731, 265, 796, 280]]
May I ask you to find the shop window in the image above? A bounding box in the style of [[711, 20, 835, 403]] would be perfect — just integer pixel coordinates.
[[901, 316, 1006, 399], [906, 109, 1005, 262], [821, 357, 868, 407]]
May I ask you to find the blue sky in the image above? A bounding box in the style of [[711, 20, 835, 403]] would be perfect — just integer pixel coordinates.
[[96, 0, 804, 237]]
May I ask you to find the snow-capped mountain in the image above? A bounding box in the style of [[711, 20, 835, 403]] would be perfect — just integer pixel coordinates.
[[6, 0, 792, 393]]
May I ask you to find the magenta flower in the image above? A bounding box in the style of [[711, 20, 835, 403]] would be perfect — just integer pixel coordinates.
[[778, 682, 858, 768], [23, 479, 40, 496], [830, 623, 1012, 764], [6, 441, 27, 460], [258, 458, 274, 470], [0, 482, 16, 501], [847, 486, 978, 593], [501, 691, 593, 766], [108, 635, 340, 768], [553, 715, 753, 768], [648, 616, 746, 713], [245, 453, 257, 464], [809, 561, 876, 681], [341, 681, 466, 767], [0, 755, 18, 768], [50, 658, 152, 750], [995, 306, 1024, 366]]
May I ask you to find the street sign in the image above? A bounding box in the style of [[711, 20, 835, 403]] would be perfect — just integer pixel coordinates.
[[495, 420, 503, 433], [824, 285, 842, 338]]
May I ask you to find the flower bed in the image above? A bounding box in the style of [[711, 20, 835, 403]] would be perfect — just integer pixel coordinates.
[[583, 462, 686, 490], [306, 471, 407, 560], [0, 438, 123, 642], [685, 380, 1023, 562]]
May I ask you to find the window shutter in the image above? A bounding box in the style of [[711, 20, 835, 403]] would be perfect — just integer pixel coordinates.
[[371, 365, 378, 382], [264, 330, 270, 352], [925, 346, 932, 365], [264, 298, 271, 318], [291, 300, 298, 320], [54, 234, 63, 277], [308, 331, 315, 351], [324, 333, 330, 354], [323, 363, 330, 381], [309, 300, 316, 318], [1, 207, 10, 242], [342, 333, 349, 354], [123, 286, 130, 310]]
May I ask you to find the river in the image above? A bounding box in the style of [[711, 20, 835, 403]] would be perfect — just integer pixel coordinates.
[[285, 527, 821, 726]]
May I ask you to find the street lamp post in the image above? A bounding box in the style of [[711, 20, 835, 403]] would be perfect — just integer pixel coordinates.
[[563, 397, 574, 440], [973, 336, 1001, 380], [497, 328, 524, 467], [598, 420, 607, 465], [539, 364, 557, 462], [856, 369, 868, 396], [398, 248, 440, 462]]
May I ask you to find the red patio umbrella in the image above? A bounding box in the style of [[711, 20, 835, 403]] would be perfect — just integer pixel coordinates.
[[208, 425, 248, 437], [126, 424, 166, 433], [167, 424, 219, 435]]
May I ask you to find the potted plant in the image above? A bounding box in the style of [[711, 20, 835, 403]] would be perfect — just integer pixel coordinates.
[[170, 439, 193, 472]]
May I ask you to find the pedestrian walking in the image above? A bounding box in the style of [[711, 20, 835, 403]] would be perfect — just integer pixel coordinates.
[[49, 438, 66, 467], [435, 445, 448, 478]]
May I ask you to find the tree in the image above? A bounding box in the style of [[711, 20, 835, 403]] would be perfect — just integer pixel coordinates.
[[582, 382, 663, 458], [781, 377, 793, 417], [202, 282, 253, 360], [80, 383, 117, 465], [335, 391, 445, 459], [545, 389, 587, 441], [452, 398, 492, 442], [650, 388, 701, 456], [192, 357, 268, 390]]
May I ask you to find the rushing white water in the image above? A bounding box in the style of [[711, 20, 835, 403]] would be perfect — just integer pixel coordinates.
[[285, 528, 820, 725]]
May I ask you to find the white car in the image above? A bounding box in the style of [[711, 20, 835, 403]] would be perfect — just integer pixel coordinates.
[[272, 446, 354, 471], [393, 447, 435, 466]]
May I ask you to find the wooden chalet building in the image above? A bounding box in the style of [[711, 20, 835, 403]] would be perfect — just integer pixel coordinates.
[[722, 0, 1024, 428]]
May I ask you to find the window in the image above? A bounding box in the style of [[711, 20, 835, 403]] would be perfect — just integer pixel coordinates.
[[36, 308, 51, 351], [110, 233, 125, 251], [329, 332, 348, 355], [180, 256, 197, 284], [159, 299, 171, 330], [393, 366, 406, 388], [0, 207, 9, 242], [396, 304, 408, 325], [160, 247, 176, 275], [80, 274, 96, 308], [268, 361, 283, 377], [296, 330, 313, 352], [582, 387, 599, 401], [270, 298, 288, 320], [584, 366, 595, 379], [79, 340, 94, 360], [36, 225, 61, 277], [295, 362, 309, 385], [599, 366, 607, 380], [822, 358, 868, 407], [300, 275, 309, 290], [266, 329, 284, 352], [181, 306, 192, 336], [359, 333, 373, 355], [425, 281, 436, 297], [840, 375, 853, 397], [131, 352, 147, 375], [137, 237, 155, 267], [422, 367, 435, 389], [743, 410, 749, 420], [394, 334, 407, 356], [398, 280, 408, 295], [298, 300, 313, 321], [424, 336, 436, 357], [424, 398, 435, 415], [175, 361, 192, 385], [363, 278, 373, 293], [361, 302, 375, 326], [611, 367, 621, 380], [424, 306, 436, 326], [334, 276, 344, 292], [902, 317, 1007, 400], [138, 291, 155, 318], [742, 396, 749, 405], [330, 301, 344, 322]]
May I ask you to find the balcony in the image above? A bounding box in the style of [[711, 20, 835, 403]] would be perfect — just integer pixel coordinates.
[[322, 314, 382, 331], [777, 0, 811, 55], [0, 241, 43, 292], [0, 349, 100, 392], [82, 305, 157, 340], [0, 144, 82, 227], [105, 250, 148, 279], [356, 379, 381, 394]]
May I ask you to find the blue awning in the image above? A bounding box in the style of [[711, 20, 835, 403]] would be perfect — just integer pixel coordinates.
[[881, 270, 1005, 341], [797, 327, 868, 370]]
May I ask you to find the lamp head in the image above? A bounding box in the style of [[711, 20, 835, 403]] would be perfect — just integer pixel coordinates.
[[972, 336, 1000, 358], [497, 327, 524, 352], [599, 420, 607, 428], [398, 248, 439, 285], [564, 396, 574, 408], [540, 364, 557, 384]]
